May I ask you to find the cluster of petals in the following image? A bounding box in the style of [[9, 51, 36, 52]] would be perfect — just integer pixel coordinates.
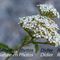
[[37, 4, 60, 18], [19, 14, 60, 46]]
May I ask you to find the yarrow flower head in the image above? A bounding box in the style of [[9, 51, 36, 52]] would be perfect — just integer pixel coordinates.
[[19, 15, 60, 47], [37, 4, 60, 18]]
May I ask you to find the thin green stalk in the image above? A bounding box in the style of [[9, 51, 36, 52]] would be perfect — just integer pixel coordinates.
[[32, 41, 55, 46]]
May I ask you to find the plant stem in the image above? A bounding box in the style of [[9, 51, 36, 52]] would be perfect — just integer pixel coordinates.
[[32, 41, 55, 46]]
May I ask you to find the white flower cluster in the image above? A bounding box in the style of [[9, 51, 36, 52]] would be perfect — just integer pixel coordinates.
[[37, 4, 60, 18], [19, 14, 60, 46]]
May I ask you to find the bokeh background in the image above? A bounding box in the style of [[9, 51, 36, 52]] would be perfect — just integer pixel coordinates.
[[0, 0, 60, 60]]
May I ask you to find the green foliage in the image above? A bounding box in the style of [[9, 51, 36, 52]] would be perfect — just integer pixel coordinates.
[[35, 44, 39, 53], [0, 43, 14, 54], [22, 34, 31, 45]]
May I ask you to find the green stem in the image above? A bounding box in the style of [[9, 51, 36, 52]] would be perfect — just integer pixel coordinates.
[[32, 41, 55, 46]]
